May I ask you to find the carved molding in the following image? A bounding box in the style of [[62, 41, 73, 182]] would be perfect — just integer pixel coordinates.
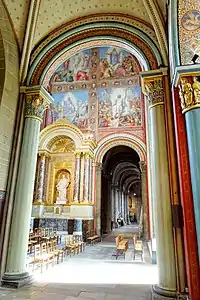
[[178, 76, 200, 113]]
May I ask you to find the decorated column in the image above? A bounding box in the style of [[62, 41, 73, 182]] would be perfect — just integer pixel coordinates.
[[83, 153, 90, 202], [142, 72, 177, 299], [2, 86, 53, 287], [73, 152, 81, 202], [178, 75, 200, 262], [139, 161, 149, 240]]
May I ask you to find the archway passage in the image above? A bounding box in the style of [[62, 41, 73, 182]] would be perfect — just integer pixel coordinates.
[[101, 145, 141, 234]]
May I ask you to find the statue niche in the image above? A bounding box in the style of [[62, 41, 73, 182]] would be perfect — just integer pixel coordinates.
[[55, 170, 71, 204]]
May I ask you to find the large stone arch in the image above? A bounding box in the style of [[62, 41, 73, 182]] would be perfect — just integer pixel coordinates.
[[94, 133, 146, 164], [26, 14, 163, 85]]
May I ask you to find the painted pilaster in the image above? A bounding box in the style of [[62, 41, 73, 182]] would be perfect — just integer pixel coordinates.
[[2, 86, 53, 287], [139, 161, 149, 240], [178, 75, 200, 263], [142, 73, 177, 299], [73, 152, 81, 202], [89, 158, 93, 203]]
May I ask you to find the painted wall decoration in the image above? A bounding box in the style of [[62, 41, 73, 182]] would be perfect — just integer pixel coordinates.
[[98, 86, 141, 128], [50, 91, 89, 129], [46, 46, 144, 137], [179, 1, 200, 65]]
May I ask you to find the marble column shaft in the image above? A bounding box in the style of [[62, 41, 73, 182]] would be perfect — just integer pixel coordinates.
[[3, 86, 52, 287], [73, 153, 81, 202], [143, 75, 177, 298], [36, 153, 46, 202]]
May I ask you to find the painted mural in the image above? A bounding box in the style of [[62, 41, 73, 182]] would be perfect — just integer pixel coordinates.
[[47, 46, 143, 134], [179, 1, 200, 65], [50, 91, 89, 129], [98, 86, 141, 128], [49, 46, 141, 87]]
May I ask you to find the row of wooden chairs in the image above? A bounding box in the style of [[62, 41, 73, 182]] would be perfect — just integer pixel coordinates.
[[86, 230, 101, 245], [28, 234, 86, 273], [115, 234, 129, 259], [29, 239, 65, 273]]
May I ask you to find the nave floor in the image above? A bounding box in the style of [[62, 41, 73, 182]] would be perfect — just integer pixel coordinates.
[[0, 226, 158, 300]]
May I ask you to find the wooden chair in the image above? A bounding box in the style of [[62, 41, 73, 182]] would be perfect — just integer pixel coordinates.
[[133, 241, 144, 261], [64, 236, 77, 256], [115, 236, 128, 260], [30, 244, 49, 273], [51, 240, 65, 263]]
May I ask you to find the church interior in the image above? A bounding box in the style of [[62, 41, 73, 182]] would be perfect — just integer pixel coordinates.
[[0, 1, 200, 300]]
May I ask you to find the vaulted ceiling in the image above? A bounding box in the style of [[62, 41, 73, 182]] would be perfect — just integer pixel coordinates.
[[4, 0, 167, 49]]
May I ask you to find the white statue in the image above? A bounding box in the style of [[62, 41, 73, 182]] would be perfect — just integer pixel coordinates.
[[56, 174, 70, 204]]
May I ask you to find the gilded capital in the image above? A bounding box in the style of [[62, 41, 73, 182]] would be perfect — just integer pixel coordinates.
[[143, 77, 164, 108], [178, 76, 200, 113], [21, 86, 54, 122]]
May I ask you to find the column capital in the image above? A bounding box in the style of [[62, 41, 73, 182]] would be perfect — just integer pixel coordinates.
[[38, 150, 50, 159], [142, 76, 164, 109], [75, 152, 82, 159], [93, 162, 103, 171], [178, 76, 200, 114], [139, 161, 147, 172], [20, 85, 54, 122]]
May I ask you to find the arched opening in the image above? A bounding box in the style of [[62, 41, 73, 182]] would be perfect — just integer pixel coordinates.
[[101, 145, 141, 234]]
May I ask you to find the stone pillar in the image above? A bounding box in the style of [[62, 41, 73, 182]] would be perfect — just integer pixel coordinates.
[[73, 152, 81, 202], [139, 161, 149, 240], [111, 185, 115, 222], [95, 163, 102, 235], [73, 219, 83, 235], [2, 86, 52, 287], [121, 191, 125, 224], [142, 74, 177, 299], [83, 153, 90, 202], [178, 76, 200, 262]]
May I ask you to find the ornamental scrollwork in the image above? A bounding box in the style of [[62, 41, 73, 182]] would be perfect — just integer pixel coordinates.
[[178, 76, 200, 113], [144, 77, 164, 107], [25, 94, 49, 121]]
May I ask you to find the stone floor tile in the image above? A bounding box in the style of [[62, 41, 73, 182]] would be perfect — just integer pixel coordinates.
[[79, 291, 106, 299]]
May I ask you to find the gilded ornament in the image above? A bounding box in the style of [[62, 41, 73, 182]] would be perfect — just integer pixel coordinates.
[[178, 77, 198, 113], [193, 76, 200, 104]]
